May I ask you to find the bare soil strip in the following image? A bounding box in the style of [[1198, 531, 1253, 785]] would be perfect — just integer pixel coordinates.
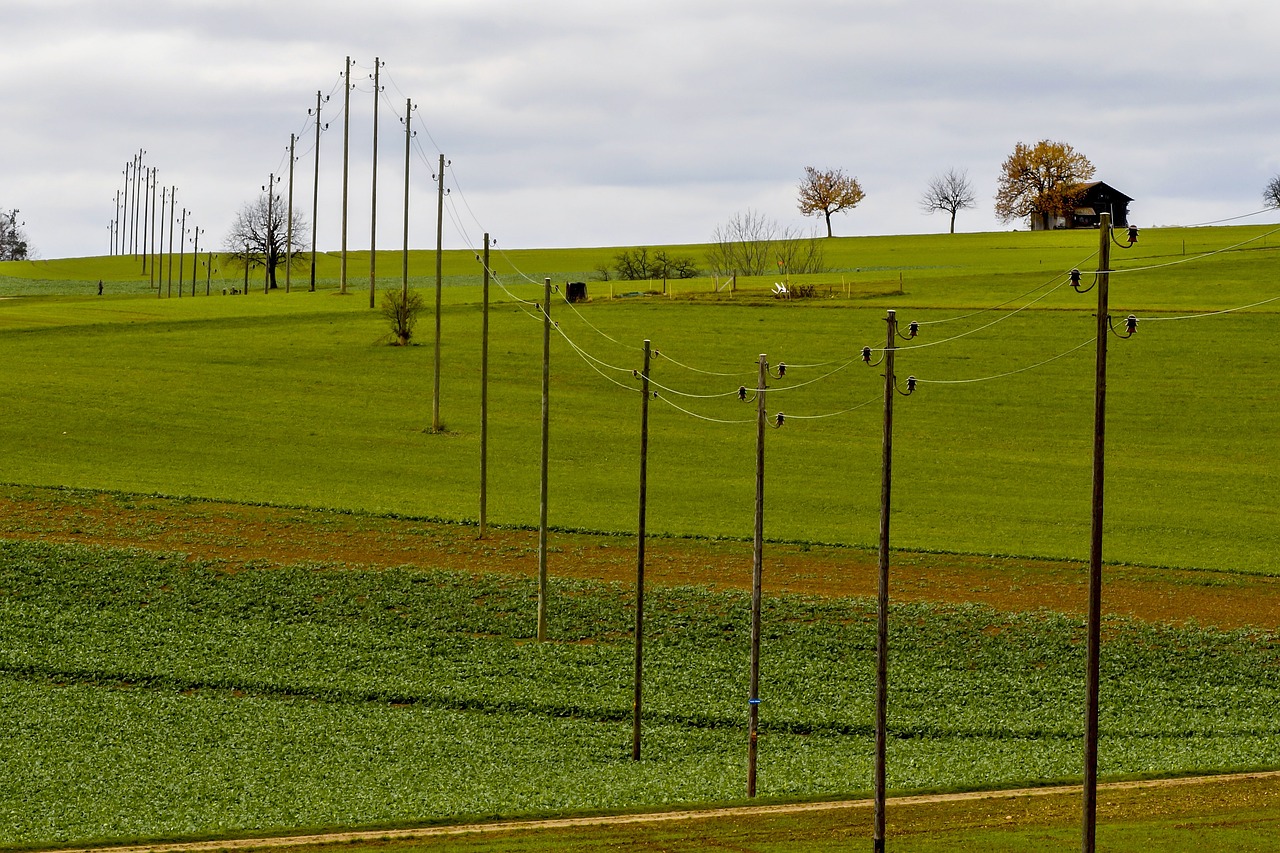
[[2, 486, 1278, 630], [35, 771, 1280, 853]]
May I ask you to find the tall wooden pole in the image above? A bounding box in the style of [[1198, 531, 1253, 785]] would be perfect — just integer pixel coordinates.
[[402, 99, 412, 303], [369, 57, 381, 309], [132, 150, 144, 257], [148, 169, 158, 289], [433, 153, 446, 432], [874, 308, 898, 853], [340, 56, 351, 295], [156, 187, 167, 298], [166, 188, 176, 298], [286, 134, 296, 294], [1082, 213, 1113, 853], [480, 233, 490, 538], [632, 339, 652, 761], [190, 227, 201, 296], [176, 208, 187, 298], [140, 162, 151, 275], [309, 90, 325, 292], [747, 353, 767, 797], [537, 276, 552, 642]]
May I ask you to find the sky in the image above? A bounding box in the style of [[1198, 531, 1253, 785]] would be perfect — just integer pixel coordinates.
[[4, 0, 1280, 260]]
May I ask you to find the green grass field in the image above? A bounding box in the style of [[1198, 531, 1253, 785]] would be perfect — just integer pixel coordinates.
[[2, 538, 1276, 844], [2, 226, 1279, 572], [2, 225, 1278, 848]]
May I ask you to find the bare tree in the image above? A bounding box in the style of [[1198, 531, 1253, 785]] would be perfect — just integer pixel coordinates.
[[224, 193, 308, 290], [774, 225, 826, 275], [797, 166, 865, 237], [1264, 175, 1280, 209], [706, 210, 777, 276], [920, 168, 977, 233], [994, 139, 1095, 230], [0, 209, 31, 261]]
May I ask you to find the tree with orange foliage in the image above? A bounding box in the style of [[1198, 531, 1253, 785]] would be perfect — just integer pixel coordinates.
[[994, 140, 1095, 231], [797, 166, 865, 237]]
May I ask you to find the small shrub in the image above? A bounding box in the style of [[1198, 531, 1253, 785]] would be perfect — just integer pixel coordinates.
[[381, 288, 425, 346]]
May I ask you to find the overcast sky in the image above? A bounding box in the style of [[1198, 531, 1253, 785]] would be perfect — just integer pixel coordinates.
[[5, 0, 1280, 260]]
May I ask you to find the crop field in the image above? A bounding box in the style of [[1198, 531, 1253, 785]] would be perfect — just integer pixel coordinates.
[[1, 225, 1278, 848]]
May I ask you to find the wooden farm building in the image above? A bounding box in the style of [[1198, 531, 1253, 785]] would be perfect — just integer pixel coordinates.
[[1033, 181, 1133, 230]]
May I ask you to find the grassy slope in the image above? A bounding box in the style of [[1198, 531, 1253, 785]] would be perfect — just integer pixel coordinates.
[[2, 227, 1278, 572]]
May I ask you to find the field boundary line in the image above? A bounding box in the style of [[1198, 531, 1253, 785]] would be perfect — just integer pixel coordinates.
[[33, 770, 1280, 853]]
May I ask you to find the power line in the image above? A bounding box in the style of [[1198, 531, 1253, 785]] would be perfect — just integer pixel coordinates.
[[914, 336, 1097, 386]]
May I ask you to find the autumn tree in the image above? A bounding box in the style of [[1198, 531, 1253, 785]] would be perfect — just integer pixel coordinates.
[[994, 140, 1095, 230], [224, 193, 308, 290], [0, 209, 30, 261], [1264, 175, 1280, 209], [919, 168, 977, 233], [797, 166, 865, 237]]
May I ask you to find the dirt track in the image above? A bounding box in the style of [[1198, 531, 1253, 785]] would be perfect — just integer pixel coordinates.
[[35, 771, 1280, 853]]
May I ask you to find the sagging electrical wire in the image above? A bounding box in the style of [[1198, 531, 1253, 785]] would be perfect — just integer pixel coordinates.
[[774, 393, 882, 421], [865, 275, 1074, 355], [915, 252, 1099, 327], [1140, 293, 1280, 322], [653, 393, 756, 425], [1105, 224, 1280, 276], [914, 336, 1097, 386]]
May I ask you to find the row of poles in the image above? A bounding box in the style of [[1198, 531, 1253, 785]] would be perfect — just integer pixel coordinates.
[[264, 56, 450, 431], [107, 58, 451, 431], [108, 149, 214, 297], [478, 215, 1133, 853]]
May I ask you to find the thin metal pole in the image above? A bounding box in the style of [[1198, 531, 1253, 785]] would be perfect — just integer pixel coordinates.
[[632, 339, 652, 761], [747, 352, 766, 797], [874, 308, 897, 853], [480, 233, 490, 538], [433, 153, 445, 432], [537, 276, 552, 642], [1082, 213, 1112, 853], [369, 57, 381, 309]]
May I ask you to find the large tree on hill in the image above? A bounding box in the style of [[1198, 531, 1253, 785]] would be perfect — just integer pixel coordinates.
[[994, 140, 1095, 231], [920, 168, 977, 234], [224, 193, 308, 290], [797, 166, 865, 237], [0, 209, 31, 261], [1264, 175, 1280, 209]]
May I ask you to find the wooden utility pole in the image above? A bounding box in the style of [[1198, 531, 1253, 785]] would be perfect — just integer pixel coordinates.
[[149, 172, 158, 290], [401, 99, 412, 303], [309, 90, 326, 292], [176, 208, 187, 298], [747, 353, 767, 797], [874, 308, 898, 853], [122, 163, 132, 257], [166, 188, 177, 298], [433, 153, 446, 432], [140, 163, 151, 276], [369, 58, 382, 309], [340, 56, 351, 295], [480, 233, 490, 538], [132, 150, 144, 257], [286, 134, 296, 294], [191, 227, 202, 296], [157, 187, 167, 298], [632, 339, 652, 761], [1082, 213, 1113, 853], [537, 276, 552, 641]]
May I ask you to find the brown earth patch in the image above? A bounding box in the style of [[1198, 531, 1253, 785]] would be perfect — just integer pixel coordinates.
[[1, 485, 1277, 631]]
